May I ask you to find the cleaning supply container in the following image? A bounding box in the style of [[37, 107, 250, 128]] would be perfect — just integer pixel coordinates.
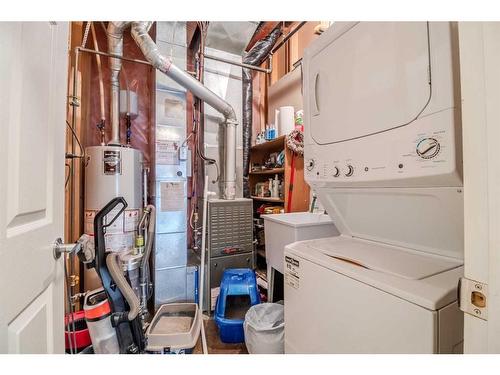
[[244, 303, 284, 354], [214, 268, 260, 343], [65, 310, 91, 353], [83, 288, 120, 354], [145, 302, 201, 354]]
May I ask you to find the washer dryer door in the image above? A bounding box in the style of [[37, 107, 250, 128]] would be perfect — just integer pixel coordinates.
[[306, 22, 431, 145]]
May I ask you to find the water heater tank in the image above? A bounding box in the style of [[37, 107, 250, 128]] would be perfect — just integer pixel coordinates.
[[84, 146, 143, 289]]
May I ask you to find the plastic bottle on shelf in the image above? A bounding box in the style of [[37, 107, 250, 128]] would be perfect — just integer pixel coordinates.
[[273, 174, 279, 198], [269, 123, 276, 140], [295, 110, 304, 132]]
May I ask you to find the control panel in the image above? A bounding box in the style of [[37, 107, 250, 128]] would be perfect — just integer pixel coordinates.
[[416, 138, 441, 159], [304, 108, 461, 187], [302, 21, 462, 188]]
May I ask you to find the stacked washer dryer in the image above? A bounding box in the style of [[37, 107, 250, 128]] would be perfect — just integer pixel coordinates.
[[284, 22, 464, 353]]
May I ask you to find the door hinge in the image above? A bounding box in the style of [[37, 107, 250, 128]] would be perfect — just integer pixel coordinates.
[[458, 277, 488, 321]]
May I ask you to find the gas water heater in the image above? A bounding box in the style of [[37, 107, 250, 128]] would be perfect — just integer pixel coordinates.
[[84, 145, 144, 290]]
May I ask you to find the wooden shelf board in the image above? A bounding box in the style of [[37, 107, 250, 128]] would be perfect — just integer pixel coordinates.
[[251, 135, 286, 153], [249, 168, 285, 175], [251, 196, 285, 203]]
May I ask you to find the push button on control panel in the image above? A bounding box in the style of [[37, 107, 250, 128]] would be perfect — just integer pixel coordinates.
[[306, 159, 315, 171], [344, 165, 354, 177], [332, 166, 340, 177]]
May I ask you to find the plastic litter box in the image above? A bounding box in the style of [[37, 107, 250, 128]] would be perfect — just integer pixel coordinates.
[[214, 269, 260, 343], [145, 302, 201, 354]]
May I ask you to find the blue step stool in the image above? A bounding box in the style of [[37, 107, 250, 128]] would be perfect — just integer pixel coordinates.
[[214, 268, 261, 343]]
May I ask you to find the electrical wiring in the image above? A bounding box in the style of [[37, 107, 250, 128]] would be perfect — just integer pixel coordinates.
[[181, 132, 193, 148], [65, 163, 71, 189], [65, 120, 85, 160]]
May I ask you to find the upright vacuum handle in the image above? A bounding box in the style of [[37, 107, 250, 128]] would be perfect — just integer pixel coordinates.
[[92, 197, 143, 353], [94, 197, 127, 271]]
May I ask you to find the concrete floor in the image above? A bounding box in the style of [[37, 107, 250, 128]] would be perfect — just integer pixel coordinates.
[[193, 318, 247, 354]]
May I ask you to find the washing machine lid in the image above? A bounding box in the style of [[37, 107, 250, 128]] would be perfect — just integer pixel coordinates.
[[286, 236, 463, 310], [318, 187, 464, 260], [307, 236, 461, 280]]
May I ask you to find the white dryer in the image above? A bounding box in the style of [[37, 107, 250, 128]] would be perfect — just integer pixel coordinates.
[[284, 22, 464, 353]]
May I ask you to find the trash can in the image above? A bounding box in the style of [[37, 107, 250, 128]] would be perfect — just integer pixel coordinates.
[[243, 303, 284, 354]]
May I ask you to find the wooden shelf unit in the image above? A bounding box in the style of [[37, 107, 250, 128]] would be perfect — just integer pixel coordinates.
[[249, 136, 310, 213]]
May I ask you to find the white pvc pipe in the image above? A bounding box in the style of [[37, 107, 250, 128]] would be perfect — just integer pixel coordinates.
[[198, 175, 214, 354], [224, 122, 237, 200], [143, 167, 148, 208]]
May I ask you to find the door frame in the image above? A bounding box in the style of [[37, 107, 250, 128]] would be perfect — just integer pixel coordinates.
[[459, 22, 500, 353]]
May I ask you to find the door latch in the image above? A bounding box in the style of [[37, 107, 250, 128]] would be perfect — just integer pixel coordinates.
[[53, 237, 82, 260], [458, 277, 488, 320]]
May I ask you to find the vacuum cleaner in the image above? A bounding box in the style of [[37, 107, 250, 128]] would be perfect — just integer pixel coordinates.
[[87, 197, 200, 354]]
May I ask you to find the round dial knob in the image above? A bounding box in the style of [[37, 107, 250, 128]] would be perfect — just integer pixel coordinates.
[[416, 138, 440, 159], [332, 166, 340, 177], [344, 165, 354, 177], [306, 159, 315, 171]]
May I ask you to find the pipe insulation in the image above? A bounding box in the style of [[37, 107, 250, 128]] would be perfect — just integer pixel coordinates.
[[107, 21, 132, 145], [130, 21, 238, 200], [242, 28, 282, 197]]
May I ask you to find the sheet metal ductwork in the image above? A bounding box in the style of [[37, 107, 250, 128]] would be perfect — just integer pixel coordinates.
[[242, 28, 282, 197], [105, 21, 239, 199], [130, 21, 238, 200], [107, 21, 132, 145]]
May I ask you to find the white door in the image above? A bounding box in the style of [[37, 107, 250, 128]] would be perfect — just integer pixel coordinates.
[[0, 22, 69, 353], [459, 22, 500, 353]]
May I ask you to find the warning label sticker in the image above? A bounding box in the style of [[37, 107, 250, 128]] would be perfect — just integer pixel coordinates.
[[156, 140, 180, 165], [124, 209, 140, 232], [285, 256, 300, 289], [105, 232, 135, 252]]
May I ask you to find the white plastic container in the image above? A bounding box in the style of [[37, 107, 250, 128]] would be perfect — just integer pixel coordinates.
[[83, 289, 119, 354], [263, 213, 338, 300], [244, 303, 284, 354], [263, 212, 338, 274]]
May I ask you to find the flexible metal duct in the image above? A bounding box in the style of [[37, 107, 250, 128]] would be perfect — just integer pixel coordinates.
[[107, 21, 132, 145], [139, 204, 155, 311], [131, 21, 238, 200], [242, 28, 282, 197]]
